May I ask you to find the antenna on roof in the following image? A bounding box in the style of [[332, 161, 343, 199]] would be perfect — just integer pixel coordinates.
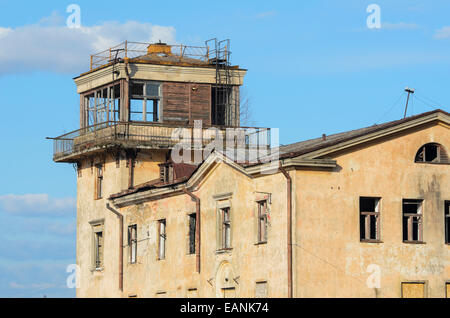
[[403, 87, 415, 118]]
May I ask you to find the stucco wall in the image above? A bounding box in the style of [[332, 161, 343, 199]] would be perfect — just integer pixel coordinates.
[[294, 123, 450, 297]]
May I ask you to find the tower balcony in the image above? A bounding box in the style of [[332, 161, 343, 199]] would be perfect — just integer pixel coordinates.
[[49, 121, 271, 163]]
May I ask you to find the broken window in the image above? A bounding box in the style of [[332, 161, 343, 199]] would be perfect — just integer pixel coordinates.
[[403, 199, 423, 243], [128, 224, 137, 264], [130, 81, 160, 122], [95, 164, 103, 199], [219, 207, 231, 249], [188, 213, 196, 255], [445, 201, 450, 244], [359, 197, 381, 241], [158, 219, 166, 260], [91, 222, 104, 269], [84, 83, 121, 127], [415, 143, 449, 164], [159, 163, 174, 183], [257, 200, 268, 243]]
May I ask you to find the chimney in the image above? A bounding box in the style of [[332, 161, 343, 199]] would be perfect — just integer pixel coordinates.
[[147, 42, 172, 56], [322, 134, 327, 141]]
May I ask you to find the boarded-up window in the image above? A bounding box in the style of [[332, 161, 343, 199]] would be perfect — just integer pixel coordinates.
[[128, 224, 137, 264], [255, 281, 268, 298], [158, 220, 166, 260], [188, 214, 196, 255], [403, 200, 423, 242], [257, 201, 268, 243], [360, 197, 381, 241], [187, 288, 198, 298], [402, 282, 425, 298], [222, 287, 236, 298], [446, 283, 450, 298]]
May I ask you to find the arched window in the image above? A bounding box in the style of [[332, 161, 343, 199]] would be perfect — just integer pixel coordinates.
[[415, 143, 449, 164]]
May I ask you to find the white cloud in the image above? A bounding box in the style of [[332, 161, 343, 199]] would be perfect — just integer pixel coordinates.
[[0, 194, 75, 216], [0, 13, 176, 75], [435, 26, 450, 39], [381, 22, 420, 30]]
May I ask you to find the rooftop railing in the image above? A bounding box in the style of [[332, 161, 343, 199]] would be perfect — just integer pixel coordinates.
[[90, 41, 212, 70], [50, 121, 271, 162]]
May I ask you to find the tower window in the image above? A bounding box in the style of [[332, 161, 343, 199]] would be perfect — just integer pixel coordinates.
[[403, 199, 423, 243], [415, 143, 449, 164], [130, 81, 160, 122]]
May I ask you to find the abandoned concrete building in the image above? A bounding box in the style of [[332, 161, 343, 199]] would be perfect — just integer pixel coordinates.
[[50, 40, 450, 298]]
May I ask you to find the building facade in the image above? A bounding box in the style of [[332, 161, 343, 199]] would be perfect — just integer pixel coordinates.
[[50, 40, 450, 298]]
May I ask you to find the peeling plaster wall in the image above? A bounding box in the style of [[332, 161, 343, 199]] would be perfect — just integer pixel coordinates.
[[119, 162, 288, 298], [294, 123, 450, 298]]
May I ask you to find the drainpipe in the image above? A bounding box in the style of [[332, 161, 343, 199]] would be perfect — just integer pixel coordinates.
[[106, 203, 124, 292], [183, 188, 201, 273], [279, 165, 293, 298]]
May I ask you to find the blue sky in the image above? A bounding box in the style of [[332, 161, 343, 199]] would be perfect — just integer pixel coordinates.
[[0, 0, 449, 297]]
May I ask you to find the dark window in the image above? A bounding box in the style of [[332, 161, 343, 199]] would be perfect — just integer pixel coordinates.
[[403, 199, 423, 243], [158, 219, 166, 260], [130, 81, 160, 122], [220, 207, 231, 249], [415, 143, 449, 164], [188, 214, 196, 254], [94, 231, 103, 269], [128, 225, 137, 263], [360, 197, 381, 241], [445, 201, 450, 244], [257, 200, 268, 243], [96, 165, 103, 199]]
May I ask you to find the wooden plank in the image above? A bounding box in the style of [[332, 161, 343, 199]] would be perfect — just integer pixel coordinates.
[[402, 283, 425, 298]]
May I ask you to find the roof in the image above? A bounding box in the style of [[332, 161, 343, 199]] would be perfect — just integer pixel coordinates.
[[277, 109, 450, 160], [110, 162, 198, 199], [110, 109, 449, 202]]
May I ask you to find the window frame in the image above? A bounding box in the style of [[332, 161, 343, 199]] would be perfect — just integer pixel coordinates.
[[445, 201, 450, 245], [90, 220, 105, 271], [188, 213, 196, 255], [257, 200, 268, 244], [95, 164, 103, 199], [402, 199, 424, 244], [359, 197, 382, 243], [220, 207, 231, 250], [414, 143, 449, 164], [129, 80, 161, 123], [158, 219, 166, 260], [128, 224, 137, 264]]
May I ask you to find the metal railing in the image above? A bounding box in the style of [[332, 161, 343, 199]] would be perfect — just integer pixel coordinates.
[[90, 41, 211, 70], [50, 121, 271, 161]]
